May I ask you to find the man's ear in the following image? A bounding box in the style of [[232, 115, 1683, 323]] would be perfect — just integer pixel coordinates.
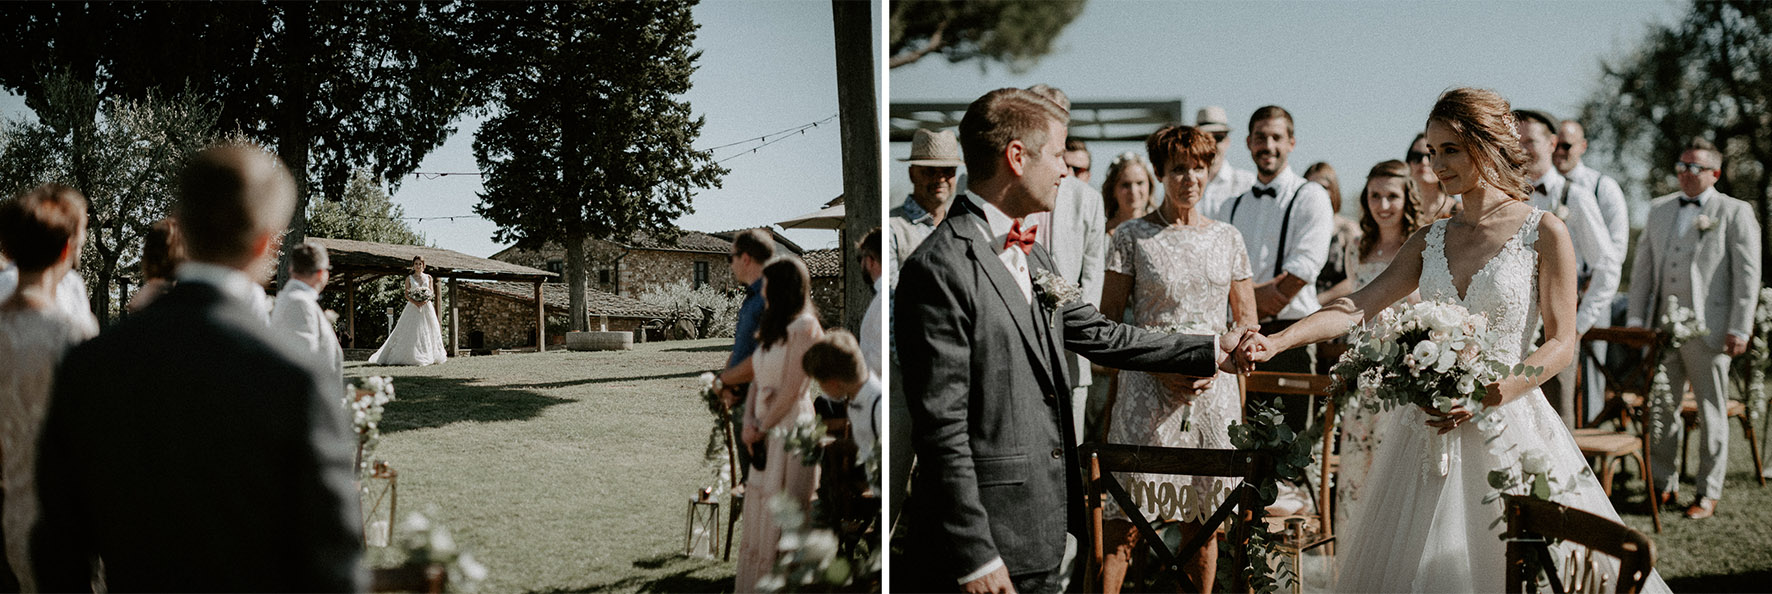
[[1004, 139, 1029, 178]]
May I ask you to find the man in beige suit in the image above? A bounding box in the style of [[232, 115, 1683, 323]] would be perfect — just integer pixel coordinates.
[[1628, 137, 1762, 520]]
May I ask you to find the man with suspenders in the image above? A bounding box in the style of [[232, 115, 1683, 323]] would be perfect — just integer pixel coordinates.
[[1216, 105, 1335, 431]]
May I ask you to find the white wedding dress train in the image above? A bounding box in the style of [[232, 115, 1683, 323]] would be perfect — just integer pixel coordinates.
[[1334, 211, 1668, 593], [369, 274, 447, 366]]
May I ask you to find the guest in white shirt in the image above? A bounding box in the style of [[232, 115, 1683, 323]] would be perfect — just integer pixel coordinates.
[[802, 330, 881, 465], [855, 227, 883, 377], [1515, 110, 1622, 428], [0, 258, 99, 337], [1198, 105, 1256, 216], [1219, 106, 1334, 379], [1554, 118, 1630, 423], [270, 239, 344, 386]]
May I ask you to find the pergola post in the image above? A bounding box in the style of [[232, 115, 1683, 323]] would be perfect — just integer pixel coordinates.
[[534, 280, 545, 351], [449, 277, 460, 357], [345, 277, 357, 348], [430, 275, 442, 323]]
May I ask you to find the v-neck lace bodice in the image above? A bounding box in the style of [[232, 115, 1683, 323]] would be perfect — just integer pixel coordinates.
[[1418, 210, 1544, 366]]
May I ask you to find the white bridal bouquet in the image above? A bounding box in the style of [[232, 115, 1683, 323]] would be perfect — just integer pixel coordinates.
[[409, 285, 434, 304]]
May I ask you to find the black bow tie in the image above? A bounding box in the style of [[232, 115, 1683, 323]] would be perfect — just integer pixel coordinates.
[[1680, 197, 1702, 208], [1251, 186, 1277, 199], [1534, 183, 1548, 195]]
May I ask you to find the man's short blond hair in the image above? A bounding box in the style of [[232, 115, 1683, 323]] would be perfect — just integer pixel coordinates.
[[175, 142, 296, 264]]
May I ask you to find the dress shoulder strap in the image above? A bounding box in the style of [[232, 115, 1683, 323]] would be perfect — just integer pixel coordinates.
[[1518, 209, 1546, 247]]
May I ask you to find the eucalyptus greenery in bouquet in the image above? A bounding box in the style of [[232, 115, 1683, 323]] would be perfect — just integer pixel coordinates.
[[757, 493, 878, 593], [1649, 296, 1707, 436], [697, 372, 735, 497], [775, 417, 827, 468]]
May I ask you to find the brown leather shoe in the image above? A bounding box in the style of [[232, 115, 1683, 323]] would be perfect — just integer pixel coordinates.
[[1684, 497, 1718, 519], [1655, 491, 1678, 507]]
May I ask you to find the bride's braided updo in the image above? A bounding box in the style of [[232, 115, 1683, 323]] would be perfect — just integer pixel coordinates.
[[1426, 88, 1533, 202]]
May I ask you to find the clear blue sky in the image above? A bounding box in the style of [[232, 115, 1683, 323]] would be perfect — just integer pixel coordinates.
[[1, 0, 871, 258], [889, 0, 1686, 225]]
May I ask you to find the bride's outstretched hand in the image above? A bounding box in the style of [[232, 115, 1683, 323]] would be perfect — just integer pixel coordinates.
[[1230, 330, 1272, 374], [1422, 405, 1474, 435], [1218, 326, 1259, 374]]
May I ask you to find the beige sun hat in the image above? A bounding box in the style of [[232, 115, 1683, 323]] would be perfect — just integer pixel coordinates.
[[1196, 106, 1232, 133], [900, 128, 965, 167]]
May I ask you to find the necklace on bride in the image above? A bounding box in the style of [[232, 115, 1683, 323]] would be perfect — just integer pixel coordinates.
[[1452, 197, 1515, 229]]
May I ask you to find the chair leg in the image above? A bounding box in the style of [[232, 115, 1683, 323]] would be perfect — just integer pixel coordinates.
[[1637, 450, 1661, 534], [1681, 421, 1693, 482], [1740, 413, 1766, 487], [724, 493, 743, 561], [1597, 455, 1616, 496]]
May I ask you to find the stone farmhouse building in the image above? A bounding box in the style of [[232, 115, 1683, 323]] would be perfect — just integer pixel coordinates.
[[454, 281, 671, 351]]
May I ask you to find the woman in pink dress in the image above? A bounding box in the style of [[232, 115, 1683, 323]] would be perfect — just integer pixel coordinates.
[[735, 257, 824, 591]]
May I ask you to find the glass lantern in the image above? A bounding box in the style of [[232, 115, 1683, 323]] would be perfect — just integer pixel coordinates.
[[361, 461, 399, 547], [684, 487, 721, 559]]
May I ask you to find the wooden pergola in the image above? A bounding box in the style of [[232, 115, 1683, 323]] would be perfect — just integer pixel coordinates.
[[311, 237, 557, 354]]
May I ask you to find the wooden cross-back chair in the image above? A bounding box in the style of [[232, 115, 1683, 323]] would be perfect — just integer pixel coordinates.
[[1503, 495, 1657, 594], [1082, 444, 1272, 593], [1573, 327, 1663, 533], [1241, 371, 1340, 555]]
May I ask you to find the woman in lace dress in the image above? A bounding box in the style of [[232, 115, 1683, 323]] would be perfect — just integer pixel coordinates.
[[735, 257, 823, 592], [369, 256, 447, 366], [1317, 159, 1425, 529], [1097, 126, 1256, 594], [0, 185, 97, 592], [1239, 88, 1667, 593]]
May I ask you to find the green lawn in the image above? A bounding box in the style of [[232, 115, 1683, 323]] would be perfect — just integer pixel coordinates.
[[1610, 414, 1772, 591], [349, 339, 741, 593]]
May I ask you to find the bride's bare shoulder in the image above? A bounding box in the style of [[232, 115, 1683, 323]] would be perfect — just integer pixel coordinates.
[[1532, 209, 1571, 245]]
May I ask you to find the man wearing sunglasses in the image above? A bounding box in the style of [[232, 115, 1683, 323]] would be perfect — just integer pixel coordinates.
[[1197, 105, 1255, 216], [1554, 119, 1631, 424], [1515, 109, 1622, 430], [1628, 137, 1762, 520]]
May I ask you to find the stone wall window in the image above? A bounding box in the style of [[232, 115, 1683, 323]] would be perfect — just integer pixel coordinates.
[[546, 259, 564, 276], [694, 261, 710, 289], [599, 269, 611, 285]]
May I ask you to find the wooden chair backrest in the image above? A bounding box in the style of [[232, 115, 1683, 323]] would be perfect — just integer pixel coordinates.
[[1082, 444, 1272, 593], [1240, 371, 1339, 554], [1503, 495, 1656, 594], [1579, 327, 1662, 397]]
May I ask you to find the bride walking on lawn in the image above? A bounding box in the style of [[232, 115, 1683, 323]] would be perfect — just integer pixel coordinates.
[[370, 255, 447, 366]]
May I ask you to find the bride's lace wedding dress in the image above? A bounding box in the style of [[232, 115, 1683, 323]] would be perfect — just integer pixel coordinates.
[[1336, 210, 1669, 593]]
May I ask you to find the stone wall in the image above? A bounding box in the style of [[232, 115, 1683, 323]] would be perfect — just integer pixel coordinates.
[[811, 276, 844, 331], [611, 249, 737, 300], [458, 287, 649, 350]]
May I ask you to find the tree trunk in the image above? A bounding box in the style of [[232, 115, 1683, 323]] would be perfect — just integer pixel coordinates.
[[565, 231, 589, 332], [832, 0, 882, 334], [276, 2, 315, 287]]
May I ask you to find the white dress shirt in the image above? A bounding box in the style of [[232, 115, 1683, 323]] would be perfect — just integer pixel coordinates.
[[177, 261, 272, 323], [1202, 164, 1256, 218], [860, 276, 884, 377], [1565, 163, 1630, 263], [1674, 187, 1716, 240], [270, 277, 345, 381], [1530, 170, 1621, 333], [1218, 167, 1334, 322], [849, 374, 882, 464], [969, 194, 1033, 303]]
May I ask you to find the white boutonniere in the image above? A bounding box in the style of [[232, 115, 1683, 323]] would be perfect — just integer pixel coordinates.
[[324, 309, 340, 326], [1031, 269, 1083, 312], [1552, 205, 1570, 220], [1696, 214, 1716, 233]]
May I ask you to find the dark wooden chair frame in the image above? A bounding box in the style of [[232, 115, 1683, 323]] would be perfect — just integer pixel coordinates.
[[1503, 494, 1657, 594], [1242, 370, 1340, 556], [1574, 326, 1663, 533], [1082, 443, 1272, 594]]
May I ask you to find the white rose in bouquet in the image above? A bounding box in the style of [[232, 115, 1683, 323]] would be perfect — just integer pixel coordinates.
[[1520, 450, 1552, 476]]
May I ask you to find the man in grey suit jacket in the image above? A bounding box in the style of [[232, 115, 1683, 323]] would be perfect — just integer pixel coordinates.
[[271, 239, 345, 386], [33, 145, 363, 591], [895, 88, 1235, 594], [1627, 138, 1762, 520]]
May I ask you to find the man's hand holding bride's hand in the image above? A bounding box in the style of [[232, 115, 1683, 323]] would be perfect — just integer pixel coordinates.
[[1227, 329, 1272, 374], [1217, 326, 1262, 374]]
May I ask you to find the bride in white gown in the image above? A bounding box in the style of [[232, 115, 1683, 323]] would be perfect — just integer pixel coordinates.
[[370, 256, 447, 366], [1238, 88, 1669, 593]]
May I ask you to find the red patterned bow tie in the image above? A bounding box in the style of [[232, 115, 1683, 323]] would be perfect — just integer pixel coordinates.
[[1004, 219, 1038, 254]]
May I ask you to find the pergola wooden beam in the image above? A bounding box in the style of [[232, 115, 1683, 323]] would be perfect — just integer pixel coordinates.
[[890, 100, 1187, 142], [311, 237, 555, 353]]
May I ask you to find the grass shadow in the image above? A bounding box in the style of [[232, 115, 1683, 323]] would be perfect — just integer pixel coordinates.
[[662, 343, 734, 353], [510, 370, 708, 391], [1665, 568, 1772, 591], [524, 554, 733, 594], [367, 375, 574, 434]]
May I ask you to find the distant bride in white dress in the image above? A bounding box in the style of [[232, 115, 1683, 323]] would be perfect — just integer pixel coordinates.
[[370, 256, 447, 366], [1238, 88, 1668, 593]]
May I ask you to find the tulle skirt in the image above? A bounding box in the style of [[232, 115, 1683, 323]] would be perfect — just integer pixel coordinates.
[[369, 302, 447, 366], [1334, 389, 1670, 593]]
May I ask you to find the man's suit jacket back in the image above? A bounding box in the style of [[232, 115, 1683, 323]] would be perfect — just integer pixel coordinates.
[[1628, 191, 1762, 350], [33, 282, 363, 592], [895, 196, 1217, 585]]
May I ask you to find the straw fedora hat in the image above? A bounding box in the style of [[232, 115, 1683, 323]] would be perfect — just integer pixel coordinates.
[[900, 128, 964, 167]]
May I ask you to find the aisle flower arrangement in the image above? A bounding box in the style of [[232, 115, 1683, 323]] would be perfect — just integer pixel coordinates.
[[393, 508, 488, 592], [348, 376, 397, 479], [1649, 297, 1707, 436], [697, 372, 736, 497]]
